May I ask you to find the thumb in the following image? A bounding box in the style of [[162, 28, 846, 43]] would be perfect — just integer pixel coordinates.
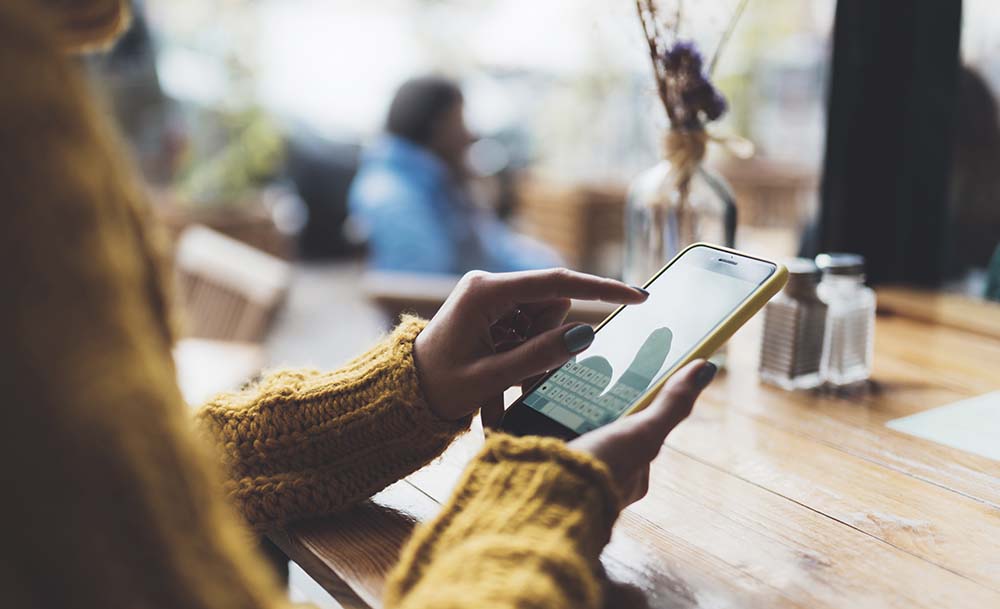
[[626, 359, 717, 448], [472, 323, 593, 396]]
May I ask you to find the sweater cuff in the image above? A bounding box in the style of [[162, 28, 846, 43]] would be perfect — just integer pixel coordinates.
[[430, 433, 620, 559], [386, 434, 621, 605], [387, 315, 474, 438], [475, 433, 621, 514], [470, 434, 621, 543]]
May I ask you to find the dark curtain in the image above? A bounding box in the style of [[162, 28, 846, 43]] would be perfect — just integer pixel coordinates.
[[815, 0, 962, 286]]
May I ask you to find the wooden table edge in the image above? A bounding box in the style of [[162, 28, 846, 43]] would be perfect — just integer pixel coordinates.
[[268, 528, 374, 609]]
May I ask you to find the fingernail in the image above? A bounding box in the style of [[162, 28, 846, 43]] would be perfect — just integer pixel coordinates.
[[563, 325, 595, 354], [695, 362, 718, 388], [632, 285, 650, 297]]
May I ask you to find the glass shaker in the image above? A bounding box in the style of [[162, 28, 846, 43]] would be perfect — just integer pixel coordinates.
[[816, 253, 876, 387], [759, 258, 828, 390]]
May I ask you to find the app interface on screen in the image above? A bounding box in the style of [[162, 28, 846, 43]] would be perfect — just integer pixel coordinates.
[[522, 257, 766, 434]]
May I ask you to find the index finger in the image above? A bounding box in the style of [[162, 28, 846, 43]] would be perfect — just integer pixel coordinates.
[[478, 268, 648, 309]]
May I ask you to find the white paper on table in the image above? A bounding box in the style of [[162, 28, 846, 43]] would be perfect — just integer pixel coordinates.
[[886, 391, 1000, 461]]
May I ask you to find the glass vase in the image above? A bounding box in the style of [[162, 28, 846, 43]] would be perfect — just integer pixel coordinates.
[[623, 159, 737, 284]]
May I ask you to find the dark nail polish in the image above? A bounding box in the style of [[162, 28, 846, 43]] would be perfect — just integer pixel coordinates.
[[632, 285, 650, 297], [563, 325, 595, 354], [695, 362, 718, 388]]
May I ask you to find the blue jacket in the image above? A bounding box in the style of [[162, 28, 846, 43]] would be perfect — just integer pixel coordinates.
[[348, 136, 561, 274]]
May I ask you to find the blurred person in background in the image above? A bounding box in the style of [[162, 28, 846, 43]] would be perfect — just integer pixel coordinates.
[[1, 2, 717, 609], [349, 76, 563, 274]]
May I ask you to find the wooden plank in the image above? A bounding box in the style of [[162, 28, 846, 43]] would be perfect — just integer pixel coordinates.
[[878, 286, 1000, 340], [628, 449, 1000, 609], [409, 423, 1000, 608], [718, 316, 1000, 507], [270, 481, 438, 609], [601, 514, 809, 609], [666, 401, 1000, 590], [873, 315, 1000, 395]]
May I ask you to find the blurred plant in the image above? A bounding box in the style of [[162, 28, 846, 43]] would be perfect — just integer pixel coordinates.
[[634, 0, 750, 187], [635, 0, 746, 130], [176, 107, 284, 206]]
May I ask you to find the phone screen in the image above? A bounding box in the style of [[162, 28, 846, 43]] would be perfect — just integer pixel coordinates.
[[519, 246, 776, 434]]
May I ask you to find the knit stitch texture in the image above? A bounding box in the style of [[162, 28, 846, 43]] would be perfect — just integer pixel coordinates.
[[197, 316, 472, 531]]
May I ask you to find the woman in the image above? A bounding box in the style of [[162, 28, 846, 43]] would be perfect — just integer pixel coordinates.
[[349, 76, 563, 274], [0, 2, 716, 608]]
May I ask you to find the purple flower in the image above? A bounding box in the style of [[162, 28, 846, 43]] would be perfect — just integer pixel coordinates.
[[660, 40, 728, 128], [682, 80, 728, 121], [706, 90, 727, 121], [662, 41, 704, 74]]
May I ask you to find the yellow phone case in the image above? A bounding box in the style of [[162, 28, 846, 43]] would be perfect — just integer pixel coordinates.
[[597, 242, 788, 418]]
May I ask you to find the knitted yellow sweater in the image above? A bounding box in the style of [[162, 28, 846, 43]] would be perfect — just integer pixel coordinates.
[[0, 2, 620, 608]]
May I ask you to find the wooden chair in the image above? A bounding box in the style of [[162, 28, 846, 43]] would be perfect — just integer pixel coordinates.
[[512, 177, 626, 277], [715, 157, 818, 229], [174, 225, 292, 342]]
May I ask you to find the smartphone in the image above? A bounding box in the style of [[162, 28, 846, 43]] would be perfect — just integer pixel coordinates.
[[500, 243, 788, 439]]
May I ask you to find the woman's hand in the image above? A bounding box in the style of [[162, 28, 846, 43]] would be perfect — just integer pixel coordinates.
[[569, 359, 717, 507], [413, 268, 648, 423]]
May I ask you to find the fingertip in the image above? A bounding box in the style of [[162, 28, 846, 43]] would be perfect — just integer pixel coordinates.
[[678, 357, 707, 377], [694, 360, 718, 389], [600, 277, 649, 304], [674, 359, 717, 391], [648, 359, 713, 411], [685, 358, 708, 370], [562, 323, 595, 354], [622, 281, 649, 303]]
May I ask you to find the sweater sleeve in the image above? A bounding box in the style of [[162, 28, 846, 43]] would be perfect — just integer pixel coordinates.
[[384, 434, 622, 609], [195, 316, 471, 531]]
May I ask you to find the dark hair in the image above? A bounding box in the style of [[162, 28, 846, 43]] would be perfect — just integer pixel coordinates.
[[386, 76, 463, 145]]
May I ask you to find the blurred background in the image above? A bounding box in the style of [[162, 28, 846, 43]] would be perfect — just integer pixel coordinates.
[[82, 0, 1000, 409]]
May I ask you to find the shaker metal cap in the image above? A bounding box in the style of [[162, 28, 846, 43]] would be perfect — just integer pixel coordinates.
[[783, 257, 821, 294], [815, 252, 865, 275]]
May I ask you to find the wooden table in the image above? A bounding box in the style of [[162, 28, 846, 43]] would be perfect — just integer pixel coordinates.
[[269, 290, 1000, 609]]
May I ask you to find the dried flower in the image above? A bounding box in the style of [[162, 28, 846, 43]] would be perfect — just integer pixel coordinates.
[[662, 41, 728, 129], [662, 40, 702, 73], [635, 0, 746, 132]]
